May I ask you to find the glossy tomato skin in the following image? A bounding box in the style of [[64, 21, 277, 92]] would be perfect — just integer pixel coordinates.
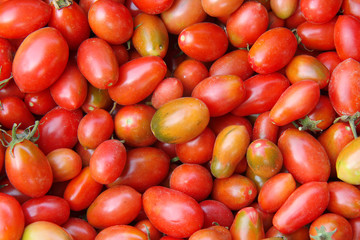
[[135, 219, 163, 240], [328, 58, 360, 116], [269, 80, 320, 126], [300, 0, 342, 24], [0, 0, 51, 39], [88, 0, 133, 45], [273, 181, 329, 235], [192, 75, 246, 117], [211, 125, 250, 178], [108, 56, 167, 105], [95, 225, 147, 240], [0, 96, 35, 130], [0, 38, 13, 81], [334, 15, 360, 61], [22, 221, 73, 240], [13, 27, 69, 93], [270, 0, 297, 19], [230, 207, 265, 240], [81, 84, 113, 113], [151, 97, 210, 144], [132, 0, 173, 14], [209, 113, 252, 137], [277, 128, 330, 184], [143, 186, 204, 238], [0, 80, 25, 100], [266, 226, 310, 240], [6, 139, 53, 198], [77, 38, 119, 89], [47, 148, 82, 182], [248, 27, 297, 74], [108, 147, 170, 193], [189, 225, 232, 240], [48, 0, 90, 50], [132, 13, 169, 58], [24, 89, 57, 116], [327, 181, 360, 219], [151, 77, 184, 109], [232, 73, 290, 117], [37, 107, 82, 155], [62, 217, 97, 240], [22, 195, 70, 226], [114, 104, 157, 147], [342, 0, 360, 20], [226, 1, 269, 48], [77, 108, 114, 149], [201, 0, 243, 17], [309, 213, 353, 240], [0, 193, 25, 240], [252, 111, 279, 143], [199, 200, 234, 228], [0, 178, 31, 204], [178, 22, 228, 62], [87, 185, 142, 229], [350, 217, 360, 240]]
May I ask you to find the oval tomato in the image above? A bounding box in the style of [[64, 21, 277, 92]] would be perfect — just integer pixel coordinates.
[[22, 221, 73, 240], [24, 89, 57, 116], [300, 0, 342, 24], [199, 200, 234, 228], [309, 213, 353, 240], [190, 225, 232, 240], [0, 96, 35, 130], [62, 217, 97, 240], [151, 77, 184, 109], [135, 219, 163, 240], [132, 0, 173, 14], [336, 137, 360, 185], [230, 207, 265, 240], [270, 0, 297, 19], [96, 225, 147, 240], [47, 148, 82, 182], [252, 111, 279, 143], [0, 193, 25, 240]]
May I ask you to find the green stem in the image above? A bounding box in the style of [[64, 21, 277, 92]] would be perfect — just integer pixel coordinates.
[[349, 119, 358, 139]]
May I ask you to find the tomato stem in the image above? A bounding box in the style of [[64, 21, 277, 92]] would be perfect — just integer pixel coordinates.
[[349, 119, 358, 139], [51, 0, 73, 10]]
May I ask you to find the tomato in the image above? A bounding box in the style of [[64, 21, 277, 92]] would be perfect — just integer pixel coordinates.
[[0, 37, 13, 82], [285, 3, 306, 29], [22, 221, 73, 240], [88, 0, 133, 45], [143, 186, 204, 238], [209, 114, 253, 137], [300, 0, 342, 24], [270, 0, 297, 19], [170, 163, 213, 201], [79, 0, 126, 14], [230, 207, 265, 240], [199, 200, 234, 228], [75, 143, 94, 167], [22, 195, 70, 226], [273, 182, 329, 234], [13, 27, 69, 93], [266, 226, 310, 240], [211, 125, 250, 178], [277, 128, 330, 184], [0, 193, 24, 240], [190, 225, 232, 240], [178, 22, 228, 62], [95, 225, 147, 240], [232, 73, 290, 117], [285, 55, 330, 89], [47, 148, 82, 182], [318, 122, 354, 178], [135, 219, 163, 240], [24, 89, 57, 116], [192, 75, 246, 117], [132, 0, 173, 14], [48, 0, 90, 50], [173, 59, 209, 96], [350, 217, 360, 240], [77, 38, 119, 89], [268, 11, 285, 29], [269, 80, 320, 126], [327, 181, 360, 219], [252, 111, 279, 143], [309, 213, 353, 240], [297, 17, 336, 51], [246, 139, 283, 178], [151, 77, 184, 109], [77, 108, 114, 149], [87, 185, 142, 229], [151, 97, 210, 144], [248, 27, 297, 74], [334, 15, 360, 61], [63, 167, 103, 211], [342, 0, 360, 20], [245, 167, 269, 191], [62, 217, 97, 240], [316, 51, 341, 77], [81, 85, 113, 113], [0, 0, 51, 39], [209, 49, 254, 81], [108, 56, 167, 105], [211, 174, 257, 211], [107, 147, 170, 193], [0, 96, 35, 130], [0, 178, 31, 204], [0, 80, 25, 100], [114, 104, 157, 147], [132, 13, 169, 58], [249, 202, 274, 232], [226, 1, 268, 48], [258, 173, 296, 213], [161, 0, 207, 35]]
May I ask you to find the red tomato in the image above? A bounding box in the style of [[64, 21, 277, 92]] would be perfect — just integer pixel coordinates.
[[199, 200, 234, 228], [269, 80, 320, 126], [189, 225, 232, 240], [266, 226, 310, 240], [273, 181, 329, 234], [309, 213, 353, 240], [285, 3, 306, 29], [88, 0, 133, 45], [89, 139, 126, 184], [201, 0, 243, 17], [135, 219, 163, 240], [232, 73, 290, 117], [316, 51, 341, 77], [300, 0, 342, 24], [277, 128, 330, 184], [0, 178, 31, 204], [350, 217, 360, 240], [192, 75, 246, 117], [108, 56, 167, 105], [151, 77, 184, 109], [0, 80, 25, 100], [268, 11, 285, 29], [95, 225, 147, 240], [62, 217, 97, 240], [226, 1, 269, 48], [0, 96, 35, 130], [178, 22, 228, 62], [12, 27, 69, 93], [24, 89, 57, 116], [252, 111, 279, 143], [47, 148, 82, 182], [209, 113, 253, 137], [81, 84, 113, 113], [342, 0, 360, 20], [132, 0, 174, 14], [0, 38, 13, 82], [0, 0, 51, 39], [250, 202, 274, 232], [0, 193, 25, 240], [248, 27, 297, 74], [143, 186, 204, 238], [230, 207, 265, 240]]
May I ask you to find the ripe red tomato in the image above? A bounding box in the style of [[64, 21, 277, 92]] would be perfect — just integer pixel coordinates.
[[309, 213, 353, 240], [0, 193, 25, 240], [151, 77, 184, 109], [95, 225, 147, 240], [199, 200, 234, 228], [62, 217, 97, 240], [252, 111, 279, 143], [135, 219, 163, 240], [190, 225, 232, 240], [24, 89, 57, 116], [0, 96, 35, 129], [300, 0, 342, 24]]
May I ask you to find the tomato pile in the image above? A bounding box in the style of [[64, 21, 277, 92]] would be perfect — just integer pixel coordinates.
[[0, 0, 360, 239]]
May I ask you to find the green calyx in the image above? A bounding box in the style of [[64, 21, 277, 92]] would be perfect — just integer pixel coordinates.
[[297, 116, 323, 133], [51, 0, 73, 10], [310, 226, 337, 240]]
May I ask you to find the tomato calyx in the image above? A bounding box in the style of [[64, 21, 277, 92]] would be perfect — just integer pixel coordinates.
[[310, 226, 337, 240], [296, 116, 323, 133], [333, 112, 360, 138], [51, 0, 73, 10], [0, 120, 40, 157]]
